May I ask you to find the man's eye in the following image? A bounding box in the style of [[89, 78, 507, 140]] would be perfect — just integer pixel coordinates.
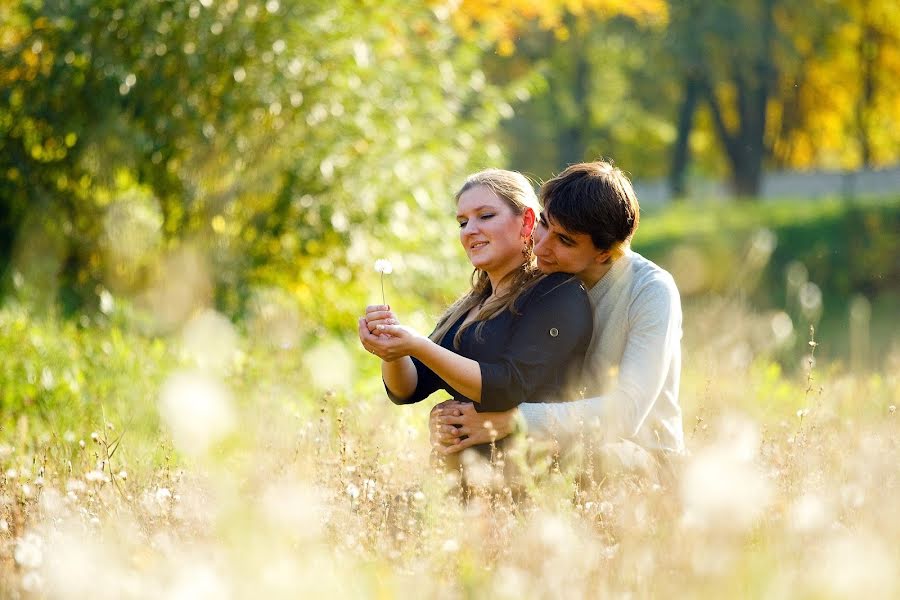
[[458, 220, 468, 228]]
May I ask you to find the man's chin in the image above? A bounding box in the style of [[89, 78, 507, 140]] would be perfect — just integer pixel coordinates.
[[537, 259, 562, 274]]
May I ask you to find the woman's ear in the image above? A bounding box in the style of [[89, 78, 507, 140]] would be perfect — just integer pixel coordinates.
[[521, 207, 536, 238]]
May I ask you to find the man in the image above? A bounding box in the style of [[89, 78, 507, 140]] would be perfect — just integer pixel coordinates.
[[430, 160, 685, 473]]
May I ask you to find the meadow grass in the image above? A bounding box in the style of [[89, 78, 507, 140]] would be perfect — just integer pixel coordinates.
[[0, 293, 897, 599], [1, 195, 897, 598]]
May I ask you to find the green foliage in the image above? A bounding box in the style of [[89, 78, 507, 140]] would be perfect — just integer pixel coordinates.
[[634, 196, 900, 362], [1, 0, 508, 326], [0, 303, 174, 456]]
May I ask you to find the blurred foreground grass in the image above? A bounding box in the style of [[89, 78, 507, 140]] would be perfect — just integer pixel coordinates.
[[0, 195, 898, 598]]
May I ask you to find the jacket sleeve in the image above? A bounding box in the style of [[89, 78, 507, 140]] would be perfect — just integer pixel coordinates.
[[477, 275, 592, 412], [384, 356, 447, 405]]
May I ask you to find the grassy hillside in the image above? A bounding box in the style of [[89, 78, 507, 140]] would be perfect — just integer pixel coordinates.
[[634, 196, 899, 365]]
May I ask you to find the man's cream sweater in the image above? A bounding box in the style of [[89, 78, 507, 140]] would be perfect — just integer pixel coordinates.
[[519, 249, 685, 454]]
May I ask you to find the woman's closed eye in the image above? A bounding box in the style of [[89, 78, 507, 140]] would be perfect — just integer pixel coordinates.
[[458, 213, 495, 228]]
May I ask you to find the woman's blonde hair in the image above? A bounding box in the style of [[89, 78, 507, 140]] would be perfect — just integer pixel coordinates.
[[430, 169, 545, 348]]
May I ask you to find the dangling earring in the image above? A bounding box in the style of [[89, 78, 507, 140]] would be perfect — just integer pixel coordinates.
[[522, 237, 534, 262]]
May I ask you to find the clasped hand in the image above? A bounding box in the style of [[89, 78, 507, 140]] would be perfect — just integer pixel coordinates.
[[357, 304, 425, 361], [428, 400, 517, 454]]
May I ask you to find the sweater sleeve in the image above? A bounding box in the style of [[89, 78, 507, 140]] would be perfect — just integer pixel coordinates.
[[518, 274, 682, 443], [477, 275, 592, 412]]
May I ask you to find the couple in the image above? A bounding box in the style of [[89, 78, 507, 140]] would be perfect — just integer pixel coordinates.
[[358, 160, 684, 479]]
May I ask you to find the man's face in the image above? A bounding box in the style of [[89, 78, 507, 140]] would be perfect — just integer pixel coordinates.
[[533, 211, 609, 281]]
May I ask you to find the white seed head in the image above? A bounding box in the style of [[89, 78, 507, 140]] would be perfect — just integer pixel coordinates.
[[374, 259, 393, 274]]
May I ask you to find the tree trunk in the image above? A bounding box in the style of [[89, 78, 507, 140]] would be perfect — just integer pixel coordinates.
[[557, 18, 590, 168], [669, 74, 702, 199], [857, 0, 876, 168], [702, 0, 776, 199]]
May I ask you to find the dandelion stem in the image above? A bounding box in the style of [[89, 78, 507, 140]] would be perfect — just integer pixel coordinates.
[[381, 274, 385, 305]]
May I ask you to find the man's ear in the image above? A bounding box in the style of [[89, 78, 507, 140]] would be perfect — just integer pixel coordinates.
[[521, 207, 536, 238], [595, 249, 612, 264]]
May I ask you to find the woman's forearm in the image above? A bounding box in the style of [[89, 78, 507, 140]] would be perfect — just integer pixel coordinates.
[[382, 356, 419, 400], [412, 339, 482, 401]]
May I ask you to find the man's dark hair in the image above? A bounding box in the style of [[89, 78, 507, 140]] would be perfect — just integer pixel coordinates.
[[540, 160, 640, 255]]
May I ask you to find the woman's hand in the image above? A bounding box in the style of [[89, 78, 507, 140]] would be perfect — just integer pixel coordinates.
[[358, 315, 428, 362], [363, 305, 398, 335]]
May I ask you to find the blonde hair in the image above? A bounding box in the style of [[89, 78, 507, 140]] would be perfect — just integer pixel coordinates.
[[430, 169, 545, 348]]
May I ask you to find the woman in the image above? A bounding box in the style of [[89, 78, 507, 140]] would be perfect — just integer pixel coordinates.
[[357, 169, 592, 451]]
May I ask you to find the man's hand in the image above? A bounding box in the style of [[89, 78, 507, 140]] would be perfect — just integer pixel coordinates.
[[429, 400, 518, 455]]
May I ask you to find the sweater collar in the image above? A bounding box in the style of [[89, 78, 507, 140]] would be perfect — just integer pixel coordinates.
[[586, 248, 632, 305]]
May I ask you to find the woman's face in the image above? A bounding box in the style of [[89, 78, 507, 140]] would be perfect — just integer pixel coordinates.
[[456, 185, 527, 279]]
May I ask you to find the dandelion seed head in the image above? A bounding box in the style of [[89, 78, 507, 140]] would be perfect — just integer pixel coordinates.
[[346, 483, 360, 499], [304, 340, 354, 392], [790, 493, 829, 532], [14, 533, 44, 569], [181, 309, 239, 371], [374, 259, 393, 275], [159, 371, 236, 456], [85, 470, 106, 483], [21, 571, 43, 592], [681, 416, 772, 532]]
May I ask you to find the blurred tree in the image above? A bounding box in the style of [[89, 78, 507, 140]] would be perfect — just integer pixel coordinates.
[[770, 0, 900, 170], [446, 0, 671, 180], [448, 0, 667, 55], [666, 0, 790, 197], [499, 16, 677, 181], [667, 0, 900, 196], [1, 0, 507, 328]]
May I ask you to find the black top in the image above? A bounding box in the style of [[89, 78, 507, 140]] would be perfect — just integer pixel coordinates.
[[386, 272, 592, 412]]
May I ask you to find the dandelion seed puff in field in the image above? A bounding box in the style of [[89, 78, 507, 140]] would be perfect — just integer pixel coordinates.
[[261, 480, 325, 536], [159, 371, 236, 456], [681, 416, 773, 532], [167, 562, 230, 600], [789, 493, 829, 533], [14, 533, 44, 568], [304, 340, 355, 393], [810, 533, 896, 598], [181, 309, 239, 371]]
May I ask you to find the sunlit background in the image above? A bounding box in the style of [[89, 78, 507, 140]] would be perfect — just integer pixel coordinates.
[[1, 0, 898, 597]]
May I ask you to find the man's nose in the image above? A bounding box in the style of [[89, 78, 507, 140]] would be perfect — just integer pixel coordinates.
[[533, 231, 549, 255]]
